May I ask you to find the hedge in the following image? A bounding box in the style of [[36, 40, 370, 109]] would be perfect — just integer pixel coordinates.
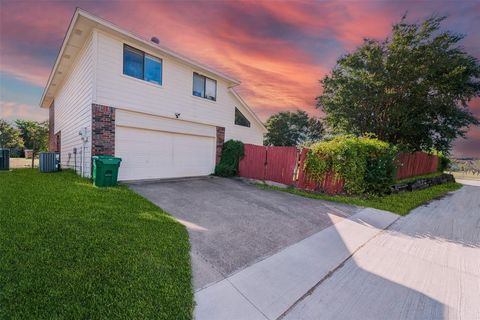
[[214, 140, 244, 177], [304, 135, 398, 195]]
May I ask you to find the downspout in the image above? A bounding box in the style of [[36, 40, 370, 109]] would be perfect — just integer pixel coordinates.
[[79, 127, 89, 177]]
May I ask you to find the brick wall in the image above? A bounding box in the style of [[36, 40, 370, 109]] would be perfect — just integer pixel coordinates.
[[216, 126, 225, 164], [92, 104, 115, 156], [48, 102, 56, 151]]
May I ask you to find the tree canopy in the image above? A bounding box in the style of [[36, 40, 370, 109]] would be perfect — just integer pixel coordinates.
[[15, 120, 49, 153], [264, 110, 325, 146], [0, 119, 24, 149], [317, 15, 480, 153], [15, 120, 49, 168]]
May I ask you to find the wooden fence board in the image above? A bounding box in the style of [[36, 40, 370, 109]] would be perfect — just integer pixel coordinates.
[[396, 152, 439, 180]]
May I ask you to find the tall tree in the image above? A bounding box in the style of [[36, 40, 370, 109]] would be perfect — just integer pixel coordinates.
[[0, 119, 24, 149], [15, 120, 49, 168], [317, 15, 480, 153], [264, 110, 325, 146]]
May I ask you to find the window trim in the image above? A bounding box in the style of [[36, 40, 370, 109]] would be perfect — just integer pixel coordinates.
[[123, 44, 163, 85], [193, 72, 217, 101]]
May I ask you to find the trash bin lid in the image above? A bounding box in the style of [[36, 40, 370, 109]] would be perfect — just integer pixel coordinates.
[[93, 155, 122, 165]]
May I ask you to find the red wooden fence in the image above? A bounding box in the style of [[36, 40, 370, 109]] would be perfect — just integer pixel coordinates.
[[396, 152, 439, 180], [238, 144, 266, 180], [238, 144, 439, 194], [238, 145, 297, 185]]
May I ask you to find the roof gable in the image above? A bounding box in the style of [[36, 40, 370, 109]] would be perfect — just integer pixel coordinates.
[[40, 8, 240, 108]]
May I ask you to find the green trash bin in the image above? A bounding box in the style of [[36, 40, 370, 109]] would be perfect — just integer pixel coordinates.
[[92, 156, 122, 187]]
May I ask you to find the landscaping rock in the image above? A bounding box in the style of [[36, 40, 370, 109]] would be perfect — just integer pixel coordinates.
[[391, 173, 455, 194], [391, 183, 409, 194]]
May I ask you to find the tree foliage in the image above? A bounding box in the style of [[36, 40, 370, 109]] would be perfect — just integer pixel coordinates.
[[264, 110, 325, 146], [15, 120, 49, 168], [0, 119, 24, 149], [317, 15, 480, 153], [15, 120, 49, 151]]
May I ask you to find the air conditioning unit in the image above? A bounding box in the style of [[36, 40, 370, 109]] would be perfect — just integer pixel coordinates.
[[39, 152, 60, 173], [0, 149, 9, 171]]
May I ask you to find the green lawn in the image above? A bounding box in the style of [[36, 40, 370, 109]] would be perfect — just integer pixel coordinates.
[[258, 182, 462, 215], [0, 169, 193, 319]]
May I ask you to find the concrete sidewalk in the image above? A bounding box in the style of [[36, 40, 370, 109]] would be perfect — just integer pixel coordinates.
[[194, 208, 399, 320], [456, 178, 480, 187], [284, 185, 480, 320]]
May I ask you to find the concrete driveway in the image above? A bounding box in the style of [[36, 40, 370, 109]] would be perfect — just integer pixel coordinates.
[[128, 177, 360, 289]]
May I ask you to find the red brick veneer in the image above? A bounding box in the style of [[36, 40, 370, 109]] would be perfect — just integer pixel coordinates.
[[92, 104, 115, 156], [216, 126, 225, 164]]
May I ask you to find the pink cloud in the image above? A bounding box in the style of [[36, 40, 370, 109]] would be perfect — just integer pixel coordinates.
[[0, 101, 48, 122], [0, 1, 72, 86]]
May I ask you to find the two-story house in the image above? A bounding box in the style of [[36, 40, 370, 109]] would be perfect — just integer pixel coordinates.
[[40, 9, 266, 181]]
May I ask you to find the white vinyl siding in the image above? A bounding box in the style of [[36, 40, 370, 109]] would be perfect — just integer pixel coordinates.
[[54, 34, 95, 176], [94, 30, 264, 146], [224, 93, 264, 145]]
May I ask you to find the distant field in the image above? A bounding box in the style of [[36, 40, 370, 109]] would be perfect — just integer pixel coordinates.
[[449, 158, 480, 181], [450, 171, 480, 181]]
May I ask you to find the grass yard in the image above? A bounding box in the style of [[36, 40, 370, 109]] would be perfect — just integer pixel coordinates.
[[0, 169, 193, 319], [258, 182, 462, 216]]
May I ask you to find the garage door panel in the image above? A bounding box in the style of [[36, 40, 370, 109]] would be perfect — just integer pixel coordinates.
[[172, 135, 215, 177], [115, 126, 215, 181]]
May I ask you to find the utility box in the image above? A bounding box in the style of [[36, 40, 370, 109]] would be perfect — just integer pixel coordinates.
[[92, 156, 122, 187], [39, 152, 60, 172], [0, 149, 10, 171]]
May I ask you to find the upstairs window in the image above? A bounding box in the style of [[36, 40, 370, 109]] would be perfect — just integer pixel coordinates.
[[235, 107, 250, 127], [193, 72, 217, 101], [123, 45, 162, 85]]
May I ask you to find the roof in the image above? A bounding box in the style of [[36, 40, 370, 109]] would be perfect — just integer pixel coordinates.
[[40, 8, 241, 108]]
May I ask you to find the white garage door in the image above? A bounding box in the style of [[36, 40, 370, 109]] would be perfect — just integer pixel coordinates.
[[115, 126, 216, 181]]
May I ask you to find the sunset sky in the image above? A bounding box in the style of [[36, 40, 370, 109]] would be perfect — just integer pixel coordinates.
[[1, 0, 479, 157]]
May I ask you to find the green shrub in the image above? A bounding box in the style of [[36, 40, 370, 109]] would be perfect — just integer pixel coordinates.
[[304, 135, 397, 195], [430, 150, 451, 172], [214, 140, 244, 177]]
